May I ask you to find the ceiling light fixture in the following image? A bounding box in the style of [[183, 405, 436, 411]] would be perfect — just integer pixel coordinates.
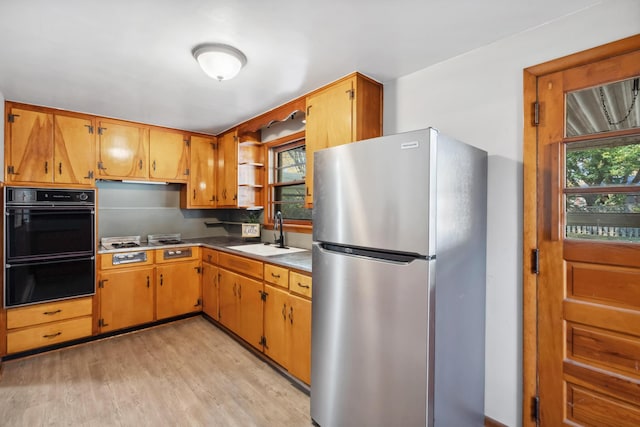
[[193, 43, 247, 81]]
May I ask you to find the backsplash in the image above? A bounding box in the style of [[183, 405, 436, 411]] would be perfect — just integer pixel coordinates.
[[96, 181, 313, 249], [97, 181, 230, 239]]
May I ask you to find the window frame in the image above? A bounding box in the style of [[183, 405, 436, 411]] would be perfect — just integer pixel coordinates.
[[264, 130, 312, 233]]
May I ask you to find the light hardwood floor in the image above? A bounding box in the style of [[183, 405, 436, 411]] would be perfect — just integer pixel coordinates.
[[0, 317, 312, 426]]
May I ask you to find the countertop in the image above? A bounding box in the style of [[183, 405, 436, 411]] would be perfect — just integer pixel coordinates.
[[98, 236, 312, 273]]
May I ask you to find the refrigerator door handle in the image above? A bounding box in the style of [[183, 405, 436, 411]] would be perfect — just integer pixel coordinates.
[[319, 242, 432, 263]]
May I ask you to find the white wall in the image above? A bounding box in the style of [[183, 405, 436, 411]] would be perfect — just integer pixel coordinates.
[[383, 1, 640, 425]]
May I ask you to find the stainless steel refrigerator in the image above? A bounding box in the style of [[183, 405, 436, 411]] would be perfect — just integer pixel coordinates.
[[311, 128, 487, 426]]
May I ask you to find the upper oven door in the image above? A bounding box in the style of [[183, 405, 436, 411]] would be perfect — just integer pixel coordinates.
[[5, 206, 95, 261]]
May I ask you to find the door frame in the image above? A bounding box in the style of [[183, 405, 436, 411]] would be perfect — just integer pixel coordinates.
[[522, 33, 640, 427]]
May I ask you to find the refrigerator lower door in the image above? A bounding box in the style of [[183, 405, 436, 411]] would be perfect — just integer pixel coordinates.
[[311, 243, 435, 427]]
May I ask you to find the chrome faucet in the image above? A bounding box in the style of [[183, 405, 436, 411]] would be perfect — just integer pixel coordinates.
[[274, 210, 286, 248]]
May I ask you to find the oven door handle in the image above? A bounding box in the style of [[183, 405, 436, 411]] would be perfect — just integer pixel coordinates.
[[6, 255, 96, 268], [6, 206, 95, 212]]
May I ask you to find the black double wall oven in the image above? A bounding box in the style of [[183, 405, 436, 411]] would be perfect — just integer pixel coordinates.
[[4, 187, 96, 307]]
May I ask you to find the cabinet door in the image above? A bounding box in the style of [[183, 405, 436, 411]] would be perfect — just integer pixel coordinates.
[[263, 284, 289, 366], [218, 268, 240, 333], [304, 79, 354, 205], [6, 107, 54, 183], [237, 274, 264, 350], [287, 294, 312, 384], [156, 261, 202, 320], [99, 267, 155, 333], [185, 135, 216, 208], [149, 128, 189, 182], [97, 119, 149, 179], [54, 114, 95, 185], [202, 262, 219, 320], [216, 130, 238, 207]]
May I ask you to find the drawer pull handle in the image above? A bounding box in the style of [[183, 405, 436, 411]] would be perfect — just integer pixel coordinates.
[[43, 332, 62, 339], [43, 309, 62, 315], [271, 272, 281, 279], [297, 282, 310, 289]]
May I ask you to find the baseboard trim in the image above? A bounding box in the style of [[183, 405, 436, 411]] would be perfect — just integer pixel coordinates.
[[485, 416, 508, 427]]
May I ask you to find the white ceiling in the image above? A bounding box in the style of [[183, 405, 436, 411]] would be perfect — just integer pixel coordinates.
[[0, 0, 601, 135]]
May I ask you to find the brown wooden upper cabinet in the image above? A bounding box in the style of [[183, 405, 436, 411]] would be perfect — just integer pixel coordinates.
[[149, 128, 189, 183], [304, 73, 383, 207], [216, 128, 239, 207], [182, 134, 217, 208], [97, 118, 149, 180], [5, 103, 96, 185]]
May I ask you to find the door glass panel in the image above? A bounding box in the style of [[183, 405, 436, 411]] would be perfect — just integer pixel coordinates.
[[565, 134, 640, 241], [566, 76, 640, 137]]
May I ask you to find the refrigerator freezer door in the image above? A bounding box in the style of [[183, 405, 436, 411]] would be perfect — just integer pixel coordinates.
[[310, 243, 435, 427], [313, 128, 437, 256]]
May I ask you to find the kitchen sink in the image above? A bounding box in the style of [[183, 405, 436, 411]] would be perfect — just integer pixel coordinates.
[[227, 243, 307, 257]]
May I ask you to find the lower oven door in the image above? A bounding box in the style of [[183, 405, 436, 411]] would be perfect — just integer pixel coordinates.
[[5, 257, 95, 307]]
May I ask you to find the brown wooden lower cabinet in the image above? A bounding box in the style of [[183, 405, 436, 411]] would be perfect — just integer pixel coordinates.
[[202, 260, 219, 320], [218, 267, 263, 350], [99, 266, 155, 332], [156, 261, 202, 320], [5, 297, 93, 354], [264, 284, 312, 384], [209, 255, 312, 384]]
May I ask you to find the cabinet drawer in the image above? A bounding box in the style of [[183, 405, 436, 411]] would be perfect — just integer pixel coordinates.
[[202, 248, 219, 265], [100, 251, 154, 270], [289, 271, 312, 298], [264, 264, 289, 288], [155, 247, 200, 264], [6, 297, 93, 329], [218, 252, 263, 279], [7, 316, 93, 354]]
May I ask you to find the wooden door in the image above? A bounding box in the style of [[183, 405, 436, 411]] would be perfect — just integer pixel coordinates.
[[237, 274, 264, 350], [217, 130, 238, 207], [304, 78, 354, 206], [156, 261, 201, 320], [218, 268, 240, 333], [54, 114, 95, 185], [6, 107, 53, 183], [287, 293, 312, 385], [202, 262, 219, 320], [263, 284, 289, 366], [536, 49, 640, 425], [186, 135, 216, 207], [99, 267, 155, 332], [97, 119, 149, 179], [149, 128, 189, 182]]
